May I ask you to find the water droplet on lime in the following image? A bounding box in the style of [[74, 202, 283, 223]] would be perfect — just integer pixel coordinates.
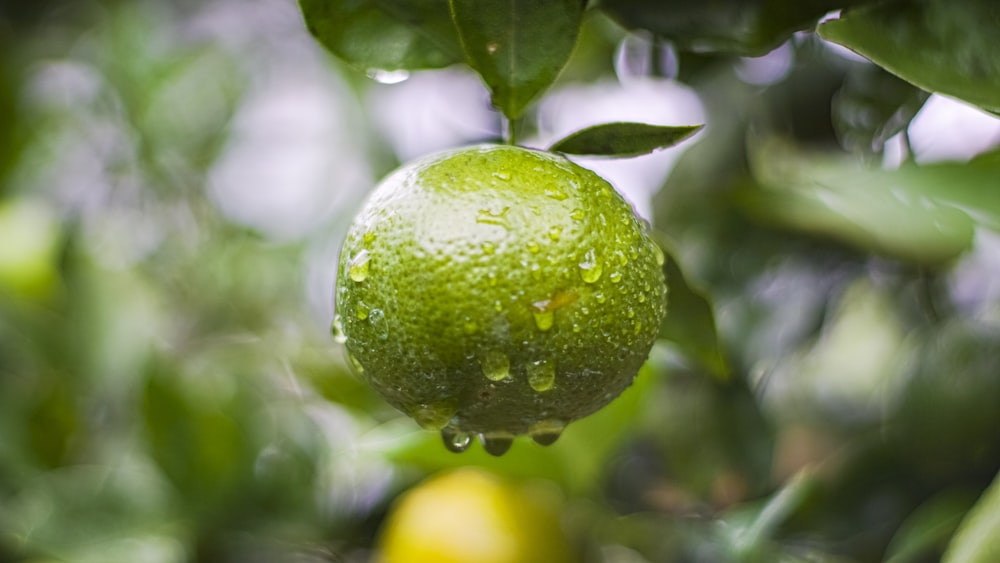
[[355, 302, 371, 320], [579, 249, 603, 283], [652, 243, 665, 266], [482, 241, 496, 255], [348, 250, 371, 282], [533, 310, 554, 331], [570, 208, 585, 222], [548, 226, 562, 241], [527, 241, 540, 253], [481, 350, 511, 381], [363, 231, 376, 244], [414, 403, 455, 430], [331, 315, 347, 343], [609, 271, 623, 284], [347, 352, 364, 373], [527, 359, 556, 392], [369, 309, 389, 340], [595, 292, 607, 303], [463, 319, 479, 334]]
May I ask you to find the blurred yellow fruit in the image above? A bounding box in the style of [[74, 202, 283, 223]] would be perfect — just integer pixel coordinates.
[[376, 468, 575, 563]]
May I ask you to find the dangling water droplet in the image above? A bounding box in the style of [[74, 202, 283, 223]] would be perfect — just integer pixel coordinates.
[[368, 309, 389, 340], [533, 310, 554, 331], [609, 271, 623, 284], [414, 403, 455, 430], [482, 241, 496, 255], [355, 302, 371, 320], [348, 250, 371, 282], [441, 427, 472, 453], [366, 68, 410, 84], [530, 419, 566, 446], [652, 243, 665, 266], [527, 359, 556, 392], [331, 315, 347, 343], [579, 249, 603, 283], [481, 350, 510, 381], [548, 226, 562, 241], [480, 435, 514, 457]]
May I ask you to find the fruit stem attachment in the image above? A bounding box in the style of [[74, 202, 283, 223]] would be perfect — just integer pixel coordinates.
[[504, 116, 520, 146]]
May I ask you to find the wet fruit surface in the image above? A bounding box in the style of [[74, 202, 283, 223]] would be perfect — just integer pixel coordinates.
[[334, 144, 666, 453]]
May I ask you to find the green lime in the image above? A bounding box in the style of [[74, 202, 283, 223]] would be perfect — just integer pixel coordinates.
[[334, 144, 666, 455], [375, 468, 575, 563]]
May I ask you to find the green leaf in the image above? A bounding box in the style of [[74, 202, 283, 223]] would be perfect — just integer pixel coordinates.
[[299, 0, 462, 72], [450, 0, 583, 119], [549, 122, 704, 158], [655, 236, 729, 380], [819, 0, 1000, 114], [599, 0, 873, 56], [740, 137, 1000, 264], [886, 492, 976, 563], [943, 470, 1000, 563]]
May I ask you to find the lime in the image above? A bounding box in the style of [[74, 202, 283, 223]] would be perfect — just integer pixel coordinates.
[[375, 468, 575, 563], [334, 144, 666, 455]]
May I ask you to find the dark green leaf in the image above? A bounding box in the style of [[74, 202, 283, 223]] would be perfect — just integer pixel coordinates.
[[299, 0, 462, 72], [549, 122, 703, 158], [599, 0, 873, 56], [655, 236, 729, 380], [943, 470, 1000, 562], [450, 0, 583, 119], [819, 0, 1000, 114], [833, 64, 929, 156]]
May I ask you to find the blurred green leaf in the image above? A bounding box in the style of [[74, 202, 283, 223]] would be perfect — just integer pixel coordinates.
[[943, 470, 1000, 562], [739, 137, 1000, 264], [299, 0, 462, 72], [832, 64, 929, 156], [886, 491, 975, 563], [599, 0, 872, 56], [819, 0, 1000, 114], [450, 0, 582, 119], [655, 236, 729, 380], [549, 122, 703, 158]]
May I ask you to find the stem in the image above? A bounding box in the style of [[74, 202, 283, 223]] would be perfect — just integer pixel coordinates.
[[504, 115, 519, 146]]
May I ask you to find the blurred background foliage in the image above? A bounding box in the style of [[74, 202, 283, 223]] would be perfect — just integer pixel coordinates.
[[1, 0, 1000, 562]]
